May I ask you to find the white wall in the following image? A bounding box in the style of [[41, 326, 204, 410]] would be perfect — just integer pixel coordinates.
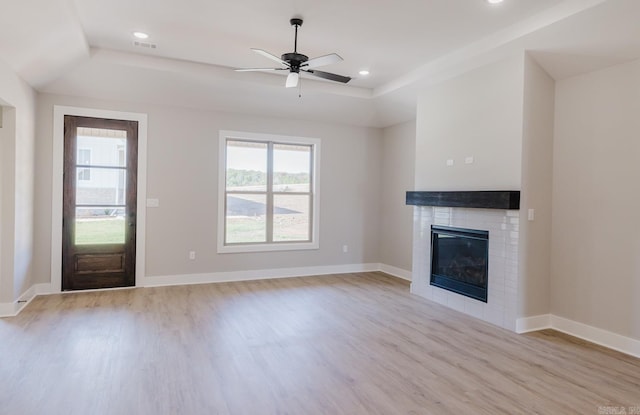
[[518, 55, 555, 318], [0, 59, 36, 303], [379, 121, 415, 274], [35, 93, 383, 285], [552, 58, 640, 340], [415, 54, 524, 191], [0, 105, 15, 303]]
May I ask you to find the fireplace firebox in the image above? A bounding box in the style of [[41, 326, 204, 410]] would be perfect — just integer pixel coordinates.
[[430, 225, 489, 302]]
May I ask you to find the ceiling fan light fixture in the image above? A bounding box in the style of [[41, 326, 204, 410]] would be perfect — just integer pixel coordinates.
[[133, 31, 149, 39], [286, 72, 299, 88], [359, 70, 370, 76]]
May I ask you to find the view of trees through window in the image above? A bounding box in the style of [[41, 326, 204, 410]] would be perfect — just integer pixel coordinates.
[[226, 169, 309, 188]]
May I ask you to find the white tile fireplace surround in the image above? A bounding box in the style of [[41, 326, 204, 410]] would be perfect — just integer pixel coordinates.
[[410, 206, 520, 331]]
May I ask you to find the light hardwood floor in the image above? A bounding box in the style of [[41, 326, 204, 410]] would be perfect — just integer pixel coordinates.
[[1, 272, 638, 414]]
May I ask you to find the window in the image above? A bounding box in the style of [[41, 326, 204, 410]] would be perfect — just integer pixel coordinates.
[[218, 131, 320, 253], [77, 148, 91, 181]]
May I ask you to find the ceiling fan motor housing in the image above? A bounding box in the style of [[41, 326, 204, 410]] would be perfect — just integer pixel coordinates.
[[281, 52, 308, 72]]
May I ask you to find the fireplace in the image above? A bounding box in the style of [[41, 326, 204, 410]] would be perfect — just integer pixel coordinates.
[[430, 225, 489, 302], [407, 192, 519, 329]]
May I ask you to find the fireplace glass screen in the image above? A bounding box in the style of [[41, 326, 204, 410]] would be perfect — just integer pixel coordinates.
[[430, 225, 489, 302]]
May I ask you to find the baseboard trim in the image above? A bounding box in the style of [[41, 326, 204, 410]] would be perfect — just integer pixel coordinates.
[[0, 283, 51, 317], [551, 315, 640, 359], [517, 314, 640, 359], [140, 263, 382, 288], [35, 283, 53, 295], [0, 302, 15, 317], [378, 264, 412, 281], [516, 314, 552, 333]]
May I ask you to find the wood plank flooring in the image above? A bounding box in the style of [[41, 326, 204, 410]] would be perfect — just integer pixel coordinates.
[[1, 272, 638, 414]]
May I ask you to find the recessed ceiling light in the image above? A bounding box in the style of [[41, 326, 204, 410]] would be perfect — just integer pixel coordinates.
[[133, 31, 149, 39], [487, 0, 504, 4], [359, 70, 370, 76]]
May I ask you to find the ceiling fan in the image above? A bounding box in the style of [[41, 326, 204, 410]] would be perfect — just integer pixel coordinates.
[[235, 18, 352, 88]]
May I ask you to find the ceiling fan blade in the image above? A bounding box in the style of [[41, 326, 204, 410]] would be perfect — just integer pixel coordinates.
[[304, 69, 351, 84], [235, 68, 286, 72], [303, 53, 343, 69], [286, 72, 299, 88], [251, 48, 289, 66]]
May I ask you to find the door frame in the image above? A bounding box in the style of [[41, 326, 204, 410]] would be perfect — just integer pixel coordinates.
[[51, 106, 148, 293]]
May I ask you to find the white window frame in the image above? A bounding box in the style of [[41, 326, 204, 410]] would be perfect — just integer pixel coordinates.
[[217, 130, 320, 253]]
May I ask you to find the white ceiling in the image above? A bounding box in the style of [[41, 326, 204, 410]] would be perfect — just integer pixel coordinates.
[[2, 0, 640, 127], [73, 0, 565, 88]]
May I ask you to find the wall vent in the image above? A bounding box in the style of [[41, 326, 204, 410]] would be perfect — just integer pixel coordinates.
[[132, 41, 157, 49]]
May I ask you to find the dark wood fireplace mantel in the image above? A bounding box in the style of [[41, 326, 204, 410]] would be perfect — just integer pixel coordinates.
[[406, 191, 520, 210]]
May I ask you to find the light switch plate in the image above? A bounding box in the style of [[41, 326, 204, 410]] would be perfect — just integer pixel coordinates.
[[147, 198, 160, 208]]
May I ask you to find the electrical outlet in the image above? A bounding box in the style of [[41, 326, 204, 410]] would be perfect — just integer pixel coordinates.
[[446, 159, 454, 167], [189, 251, 196, 260]]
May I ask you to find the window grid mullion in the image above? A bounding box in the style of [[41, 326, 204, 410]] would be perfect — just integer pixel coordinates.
[[271, 192, 311, 196], [266, 142, 274, 243], [308, 145, 314, 240]]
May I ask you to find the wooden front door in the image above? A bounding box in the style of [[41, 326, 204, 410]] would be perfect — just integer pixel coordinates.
[[62, 115, 138, 290]]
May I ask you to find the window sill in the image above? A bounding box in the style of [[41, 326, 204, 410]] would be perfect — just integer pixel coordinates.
[[217, 241, 319, 254]]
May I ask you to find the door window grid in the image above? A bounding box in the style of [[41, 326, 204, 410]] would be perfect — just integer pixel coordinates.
[[74, 130, 129, 245], [77, 148, 91, 181]]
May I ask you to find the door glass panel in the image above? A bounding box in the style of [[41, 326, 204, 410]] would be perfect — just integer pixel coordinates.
[[273, 143, 311, 192], [225, 194, 266, 243], [77, 128, 127, 167], [75, 207, 126, 245], [226, 140, 268, 192], [76, 167, 126, 205], [273, 194, 310, 241]]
